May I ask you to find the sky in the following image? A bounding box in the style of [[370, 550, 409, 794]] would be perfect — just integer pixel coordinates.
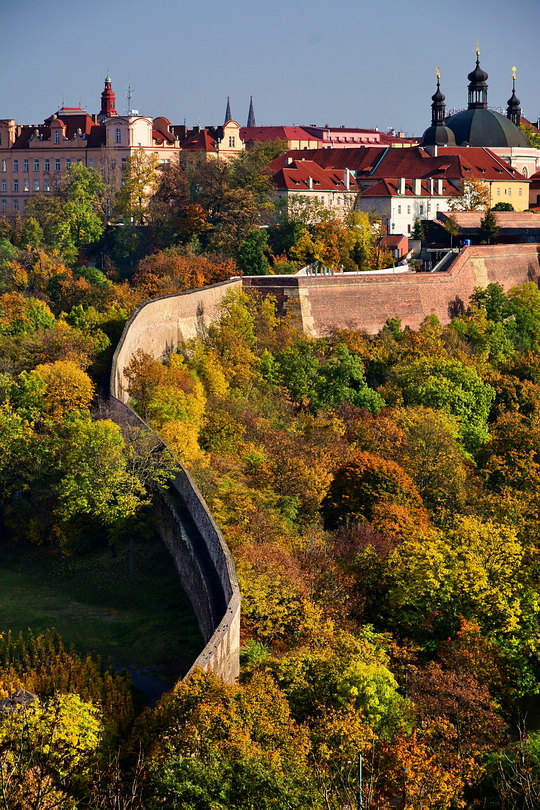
[[1, 0, 538, 138]]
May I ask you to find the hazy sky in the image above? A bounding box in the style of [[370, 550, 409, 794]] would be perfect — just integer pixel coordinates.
[[1, 0, 538, 137]]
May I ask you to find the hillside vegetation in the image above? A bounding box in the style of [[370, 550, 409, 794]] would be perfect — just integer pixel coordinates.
[[1, 160, 540, 807]]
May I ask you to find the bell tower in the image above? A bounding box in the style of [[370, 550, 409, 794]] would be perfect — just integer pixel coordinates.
[[99, 74, 118, 122]]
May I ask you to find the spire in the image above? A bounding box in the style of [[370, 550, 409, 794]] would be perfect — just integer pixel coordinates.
[[99, 74, 117, 121], [431, 67, 446, 127], [507, 66, 521, 126], [247, 96, 256, 128], [224, 96, 232, 124], [467, 43, 489, 110]]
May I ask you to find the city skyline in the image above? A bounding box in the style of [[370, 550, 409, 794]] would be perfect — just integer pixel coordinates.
[[1, 0, 537, 137]]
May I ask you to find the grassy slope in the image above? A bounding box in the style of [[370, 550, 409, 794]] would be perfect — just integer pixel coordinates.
[[0, 534, 202, 677]]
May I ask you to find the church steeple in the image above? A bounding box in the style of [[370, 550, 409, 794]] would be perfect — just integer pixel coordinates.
[[507, 66, 521, 126], [467, 44, 489, 110], [99, 74, 118, 121], [247, 96, 256, 128], [431, 68, 446, 126], [224, 96, 232, 124]]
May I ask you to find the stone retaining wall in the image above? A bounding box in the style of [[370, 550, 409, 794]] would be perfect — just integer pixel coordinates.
[[109, 281, 242, 684], [243, 244, 540, 335]]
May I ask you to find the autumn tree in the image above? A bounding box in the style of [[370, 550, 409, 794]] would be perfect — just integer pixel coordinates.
[[448, 177, 490, 211], [479, 209, 500, 244]]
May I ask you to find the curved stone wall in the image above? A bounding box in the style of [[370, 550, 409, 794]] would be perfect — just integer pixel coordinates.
[[109, 280, 242, 684]]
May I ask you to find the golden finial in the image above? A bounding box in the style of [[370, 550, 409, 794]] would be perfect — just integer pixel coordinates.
[[475, 41, 480, 58], [512, 66, 517, 81], [436, 66, 441, 80]]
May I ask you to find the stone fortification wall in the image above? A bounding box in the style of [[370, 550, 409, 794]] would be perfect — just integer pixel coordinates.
[[111, 279, 242, 402], [109, 280, 242, 684], [243, 244, 540, 336]]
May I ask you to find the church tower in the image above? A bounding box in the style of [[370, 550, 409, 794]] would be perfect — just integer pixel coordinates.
[[247, 96, 256, 128], [224, 97, 232, 124], [467, 45, 489, 110], [506, 67, 521, 126], [99, 74, 118, 122]]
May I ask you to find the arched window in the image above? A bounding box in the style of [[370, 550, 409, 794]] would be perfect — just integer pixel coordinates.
[[115, 128, 122, 144], [522, 167, 529, 178]]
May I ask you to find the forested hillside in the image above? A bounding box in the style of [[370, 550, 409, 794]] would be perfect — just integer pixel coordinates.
[[1, 158, 540, 807]]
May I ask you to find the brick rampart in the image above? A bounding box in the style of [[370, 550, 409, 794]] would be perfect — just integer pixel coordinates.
[[243, 244, 540, 335]]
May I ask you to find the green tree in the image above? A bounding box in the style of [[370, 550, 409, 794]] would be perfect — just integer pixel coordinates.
[[236, 228, 270, 275], [391, 356, 495, 452], [27, 164, 106, 264], [479, 209, 499, 244], [411, 217, 425, 240], [491, 202, 514, 212], [114, 149, 161, 225]]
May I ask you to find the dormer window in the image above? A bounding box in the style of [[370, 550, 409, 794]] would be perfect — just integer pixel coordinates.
[[55, 130, 60, 144], [115, 128, 122, 144]]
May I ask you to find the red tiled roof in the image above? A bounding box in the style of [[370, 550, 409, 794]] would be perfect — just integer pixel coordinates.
[[272, 159, 358, 192], [180, 130, 217, 151], [240, 126, 322, 144], [358, 177, 459, 198], [266, 146, 528, 184]]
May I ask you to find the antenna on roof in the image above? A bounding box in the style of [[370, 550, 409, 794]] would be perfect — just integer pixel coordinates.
[[126, 85, 133, 116]]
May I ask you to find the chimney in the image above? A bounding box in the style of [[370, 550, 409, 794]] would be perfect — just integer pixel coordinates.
[[398, 177, 406, 194], [413, 178, 421, 195], [307, 176, 313, 189], [436, 178, 443, 195], [344, 168, 351, 190], [429, 178, 434, 195]]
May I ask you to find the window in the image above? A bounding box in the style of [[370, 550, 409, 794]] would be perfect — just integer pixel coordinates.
[[34, 180, 39, 191], [55, 159, 60, 171], [508, 187, 512, 195], [44, 159, 50, 172], [44, 178, 50, 192], [13, 199, 19, 211], [407, 223, 411, 233], [66, 159, 71, 169], [88, 158, 94, 168], [23, 159, 29, 172], [1, 200, 6, 212], [13, 159, 18, 172], [407, 205, 411, 214], [497, 187, 500, 196], [519, 188, 523, 196], [23, 179, 29, 191], [228, 136, 235, 147], [55, 130, 60, 144], [115, 128, 122, 143], [397, 205, 402, 214], [34, 159, 39, 171], [1, 160, 6, 172], [1, 180, 5, 193], [13, 180, 18, 192], [420, 205, 424, 215], [522, 167, 528, 178]]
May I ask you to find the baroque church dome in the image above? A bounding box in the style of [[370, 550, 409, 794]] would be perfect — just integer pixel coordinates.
[[422, 54, 529, 149]]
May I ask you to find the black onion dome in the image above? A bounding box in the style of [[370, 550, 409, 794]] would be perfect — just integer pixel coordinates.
[[507, 88, 521, 108], [432, 83, 445, 104], [468, 58, 489, 85]]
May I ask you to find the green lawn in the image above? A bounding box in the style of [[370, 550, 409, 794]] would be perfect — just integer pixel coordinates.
[[0, 534, 202, 679]]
